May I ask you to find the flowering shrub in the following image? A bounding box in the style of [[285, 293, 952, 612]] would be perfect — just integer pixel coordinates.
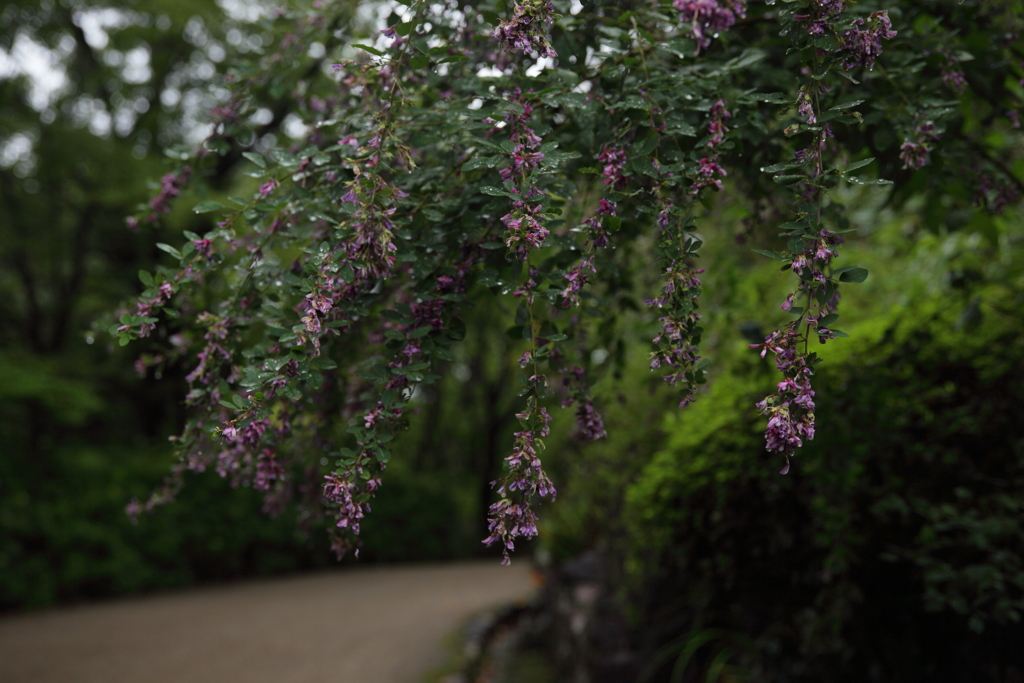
[[115, 0, 1023, 560]]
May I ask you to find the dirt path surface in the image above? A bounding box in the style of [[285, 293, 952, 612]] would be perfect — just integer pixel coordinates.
[[0, 561, 535, 683]]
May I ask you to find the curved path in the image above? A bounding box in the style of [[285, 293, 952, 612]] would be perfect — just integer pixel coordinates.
[[0, 561, 535, 683]]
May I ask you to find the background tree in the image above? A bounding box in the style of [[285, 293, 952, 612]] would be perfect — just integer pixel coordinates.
[[5, 2, 1024, 679]]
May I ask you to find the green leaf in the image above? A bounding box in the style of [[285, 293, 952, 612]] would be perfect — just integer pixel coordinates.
[[242, 152, 265, 168], [751, 92, 790, 104], [462, 155, 498, 171], [155, 243, 182, 259], [193, 200, 224, 214], [846, 176, 892, 186], [844, 157, 874, 173], [138, 270, 154, 287], [352, 43, 384, 56], [448, 318, 467, 341], [479, 186, 508, 197], [269, 149, 300, 167], [828, 99, 865, 110], [752, 249, 788, 261], [835, 266, 869, 283]]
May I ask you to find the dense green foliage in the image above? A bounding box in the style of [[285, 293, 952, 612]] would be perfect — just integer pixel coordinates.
[[4, 6, 1024, 682], [625, 297, 1024, 681], [0, 0, 491, 611], [536, 209, 1024, 679], [101, 0, 1024, 568]]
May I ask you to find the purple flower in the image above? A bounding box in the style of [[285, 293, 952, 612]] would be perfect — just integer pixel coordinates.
[[148, 167, 191, 218], [492, 0, 558, 58], [973, 168, 1022, 213], [598, 144, 629, 188], [816, 0, 845, 14], [499, 151, 545, 181], [915, 121, 940, 142], [647, 261, 706, 407], [502, 199, 550, 258], [126, 499, 143, 522], [691, 156, 727, 193], [259, 178, 280, 196], [673, 0, 747, 51], [254, 450, 283, 491], [484, 402, 556, 564], [752, 324, 817, 471], [307, 292, 332, 314], [324, 472, 368, 535], [796, 87, 816, 124], [706, 99, 731, 147], [942, 68, 968, 93], [575, 400, 607, 442], [381, 25, 402, 47], [193, 238, 213, 259], [562, 257, 596, 308], [841, 11, 897, 71], [899, 141, 929, 170], [794, 0, 844, 36], [353, 206, 397, 278]]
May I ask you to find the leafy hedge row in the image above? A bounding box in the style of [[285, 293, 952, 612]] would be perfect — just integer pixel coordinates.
[[622, 293, 1024, 681], [0, 436, 474, 611]]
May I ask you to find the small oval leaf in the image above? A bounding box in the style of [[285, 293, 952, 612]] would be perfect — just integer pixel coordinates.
[[836, 266, 869, 283], [193, 200, 224, 214]]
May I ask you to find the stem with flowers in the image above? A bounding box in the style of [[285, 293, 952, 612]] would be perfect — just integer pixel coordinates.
[[109, 0, 1023, 563]]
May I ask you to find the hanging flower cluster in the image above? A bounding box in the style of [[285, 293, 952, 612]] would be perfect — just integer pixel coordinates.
[[899, 120, 941, 170], [753, 326, 816, 475], [492, 0, 558, 58], [484, 391, 556, 565], [500, 89, 551, 259], [111, 0, 1023, 565], [673, 0, 747, 51], [692, 99, 730, 193], [841, 11, 897, 71], [794, 0, 845, 37], [563, 198, 616, 308], [647, 245, 707, 409], [558, 365, 608, 442]]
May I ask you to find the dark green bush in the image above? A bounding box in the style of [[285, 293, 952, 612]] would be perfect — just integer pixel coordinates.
[[359, 468, 478, 563], [0, 439, 334, 610], [623, 295, 1024, 682]]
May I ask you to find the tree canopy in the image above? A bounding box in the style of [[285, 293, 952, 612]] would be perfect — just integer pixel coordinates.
[[12, 0, 1017, 562]]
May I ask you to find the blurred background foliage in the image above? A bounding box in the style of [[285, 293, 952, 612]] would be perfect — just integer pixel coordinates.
[[0, 0, 503, 611], [4, 1, 1024, 680], [538, 195, 1024, 679]]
